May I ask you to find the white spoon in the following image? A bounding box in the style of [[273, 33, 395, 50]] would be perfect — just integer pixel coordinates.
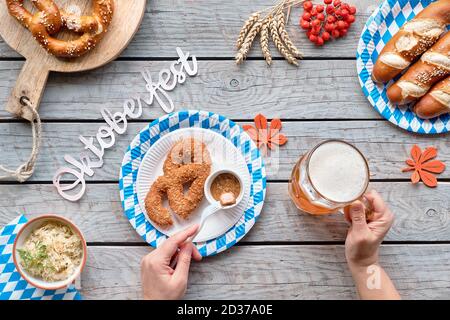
[[170, 169, 243, 268]]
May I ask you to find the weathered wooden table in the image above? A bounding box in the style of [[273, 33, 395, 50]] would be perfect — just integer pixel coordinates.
[[1, 0, 449, 299]]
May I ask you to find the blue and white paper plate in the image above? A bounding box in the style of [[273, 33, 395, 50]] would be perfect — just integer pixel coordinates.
[[119, 110, 266, 257], [356, 0, 450, 134]]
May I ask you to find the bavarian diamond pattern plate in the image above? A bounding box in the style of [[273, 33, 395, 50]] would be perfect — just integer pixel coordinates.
[[119, 110, 266, 257], [0, 215, 81, 300], [356, 0, 450, 134]]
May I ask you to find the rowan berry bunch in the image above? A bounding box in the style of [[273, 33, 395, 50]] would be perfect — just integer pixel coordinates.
[[299, 0, 356, 46]]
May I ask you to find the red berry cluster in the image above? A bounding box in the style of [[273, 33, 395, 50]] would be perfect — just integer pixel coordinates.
[[299, 0, 356, 46]]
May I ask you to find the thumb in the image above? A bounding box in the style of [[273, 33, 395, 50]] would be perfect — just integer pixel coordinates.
[[173, 243, 193, 282], [348, 201, 369, 232]]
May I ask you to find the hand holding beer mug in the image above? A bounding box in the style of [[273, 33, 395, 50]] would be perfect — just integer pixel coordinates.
[[288, 140, 373, 218]]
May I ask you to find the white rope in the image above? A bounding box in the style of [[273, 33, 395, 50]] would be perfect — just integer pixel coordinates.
[[0, 98, 42, 182]]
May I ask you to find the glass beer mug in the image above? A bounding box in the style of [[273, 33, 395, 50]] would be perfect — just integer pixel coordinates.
[[288, 139, 372, 216]]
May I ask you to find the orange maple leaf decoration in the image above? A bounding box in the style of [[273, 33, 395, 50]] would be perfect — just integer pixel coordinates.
[[402, 145, 446, 188], [243, 114, 288, 155]]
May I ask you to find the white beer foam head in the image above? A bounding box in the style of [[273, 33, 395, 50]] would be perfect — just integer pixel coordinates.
[[308, 141, 368, 203]]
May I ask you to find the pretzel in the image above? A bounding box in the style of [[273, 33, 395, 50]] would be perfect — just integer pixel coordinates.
[[6, 0, 114, 58], [145, 139, 212, 227], [60, 10, 99, 33], [6, 0, 62, 34], [163, 138, 211, 174], [146, 164, 211, 226]]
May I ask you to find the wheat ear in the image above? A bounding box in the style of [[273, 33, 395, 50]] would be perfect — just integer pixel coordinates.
[[235, 20, 262, 65], [236, 12, 260, 50], [269, 16, 298, 66], [260, 18, 272, 66], [277, 11, 303, 58]]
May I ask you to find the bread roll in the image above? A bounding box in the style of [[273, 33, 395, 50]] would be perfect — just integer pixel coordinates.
[[414, 77, 450, 119], [372, 0, 450, 83], [387, 32, 450, 104]]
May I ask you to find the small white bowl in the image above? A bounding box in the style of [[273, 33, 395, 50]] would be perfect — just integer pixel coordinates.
[[204, 168, 244, 209], [13, 215, 87, 290]]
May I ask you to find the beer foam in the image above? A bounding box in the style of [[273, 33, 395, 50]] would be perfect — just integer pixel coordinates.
[[308, 141, 368, 203]]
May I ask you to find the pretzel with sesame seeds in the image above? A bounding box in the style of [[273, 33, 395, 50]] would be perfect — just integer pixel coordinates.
[[6, 0, 114, 58], [145, 138, 212, 226]]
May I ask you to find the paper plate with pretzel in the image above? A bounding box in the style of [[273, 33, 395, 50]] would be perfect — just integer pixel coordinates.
[[119, 110, 267, 257]]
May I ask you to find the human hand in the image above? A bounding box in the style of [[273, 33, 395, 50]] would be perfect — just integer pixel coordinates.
[[141, 224, 202, 300], [344, 190, 394, 270]]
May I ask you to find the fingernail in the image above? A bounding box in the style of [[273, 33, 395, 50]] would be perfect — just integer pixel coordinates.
[[351, 202, 363, 213]]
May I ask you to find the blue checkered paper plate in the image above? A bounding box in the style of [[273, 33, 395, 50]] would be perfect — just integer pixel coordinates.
[[119, 110, 266, 257], [356, 0, 450, 134], [0, 215, 81, 300]]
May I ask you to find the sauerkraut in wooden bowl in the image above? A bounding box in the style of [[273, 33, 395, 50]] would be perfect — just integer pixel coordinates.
[[13, 215, 87, 290]]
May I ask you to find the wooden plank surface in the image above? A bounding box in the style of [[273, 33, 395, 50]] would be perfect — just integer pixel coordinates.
[[0, 0, 382, 59], [80, 245, 450, 300], [0, 121, 448, 182], [0, 60, 381, 120], [1, 182, 449, 243]]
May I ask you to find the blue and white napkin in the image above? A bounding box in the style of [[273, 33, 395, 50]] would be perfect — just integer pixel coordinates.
[[0, 215, 82, 300]]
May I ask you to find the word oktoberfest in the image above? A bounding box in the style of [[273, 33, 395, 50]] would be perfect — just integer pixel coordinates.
[[53, 47, 198, 201]]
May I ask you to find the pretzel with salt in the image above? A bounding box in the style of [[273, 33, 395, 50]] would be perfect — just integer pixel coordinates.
[[6, 0, 62, 34], [6, 0, 114, 58]]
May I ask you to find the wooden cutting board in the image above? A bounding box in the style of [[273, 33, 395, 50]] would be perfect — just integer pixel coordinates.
[[0, 0, 147, 120]]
